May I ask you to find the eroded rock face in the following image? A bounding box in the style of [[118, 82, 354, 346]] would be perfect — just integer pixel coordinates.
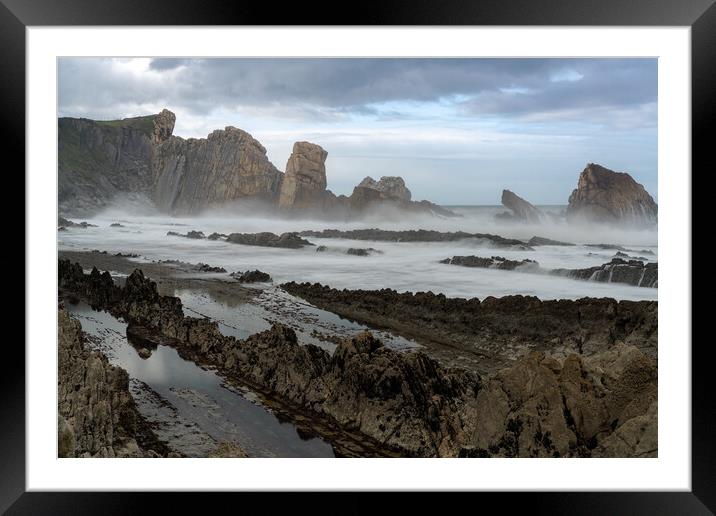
[[500, 190, 546, 223], [58, 111, 175, 215], [152, 126, 284, 214], [278, 142, 328, 210], [463, 344, 657, 457], [58, 307, 165, 457], [566, 163, 657, 225]]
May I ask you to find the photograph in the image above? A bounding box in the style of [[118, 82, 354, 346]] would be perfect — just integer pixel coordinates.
[[56, 57, 659, 459]]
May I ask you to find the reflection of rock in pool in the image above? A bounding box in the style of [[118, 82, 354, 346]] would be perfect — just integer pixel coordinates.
[[65, 300, 336, 458]]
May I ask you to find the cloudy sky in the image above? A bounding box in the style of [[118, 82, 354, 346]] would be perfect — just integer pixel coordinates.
[[58, 58, 657, 205]]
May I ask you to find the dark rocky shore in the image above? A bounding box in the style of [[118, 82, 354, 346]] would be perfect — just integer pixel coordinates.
[[298, 228, 533, 249], [440, 254, 657, 289], [552, 258, 658, 288], [281, 282, 657, 370], [439, 255, 539, 271], [59, 259, 657, 457]]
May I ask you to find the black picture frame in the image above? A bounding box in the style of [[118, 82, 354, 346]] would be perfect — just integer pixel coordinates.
[[3, 0, 711, 513]]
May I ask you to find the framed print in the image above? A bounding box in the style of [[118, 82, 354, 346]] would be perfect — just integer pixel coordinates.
[[4, 0, 712, 512]]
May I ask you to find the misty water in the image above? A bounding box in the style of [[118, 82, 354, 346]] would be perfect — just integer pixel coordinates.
[[58, 203, 657, 301], [58, 206, 658, 300], [65, 299, 336, 457]]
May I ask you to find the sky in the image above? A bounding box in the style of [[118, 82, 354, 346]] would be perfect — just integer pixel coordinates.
[[58, 58, 657, 205]]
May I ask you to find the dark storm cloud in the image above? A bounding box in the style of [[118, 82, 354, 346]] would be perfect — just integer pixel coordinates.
[[58, 58, 656, 124]]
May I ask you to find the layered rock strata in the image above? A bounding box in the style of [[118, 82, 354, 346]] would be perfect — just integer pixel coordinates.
[[152, 126, 284, 214]]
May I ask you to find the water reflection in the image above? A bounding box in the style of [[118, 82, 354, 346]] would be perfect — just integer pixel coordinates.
[[65, 300, 335, 458]]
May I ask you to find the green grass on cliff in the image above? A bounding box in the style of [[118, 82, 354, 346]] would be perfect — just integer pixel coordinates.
[[95, 115, 155, 136]]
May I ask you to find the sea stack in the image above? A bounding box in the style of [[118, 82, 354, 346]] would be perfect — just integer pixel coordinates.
[[278, 141, 329, 210], [500, 189, 546, 223], [566, 163, 657, 225]]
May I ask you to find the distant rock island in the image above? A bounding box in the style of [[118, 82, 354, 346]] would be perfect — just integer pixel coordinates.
[[498, 163, 657, 226], [58, 109, 455, 218], [566, 163, 658, 225]]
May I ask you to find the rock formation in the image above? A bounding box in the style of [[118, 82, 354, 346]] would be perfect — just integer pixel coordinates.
[[346, 176, 455, 217], [225, 231, 314, 249], [566, 163, 657, 225], [231, 270, 272, 283], [278, 142, 329, 210], [152, 126, 284, 214], [440, 255, 539, 271], [298, 228, 531, 249], [281, 282, 658, 370], [351, 176, 412, 207], [499, 190, 546, 223], [552, 258, 658, 288], [528, 236, 575, 246], [58, 306, 167, 457], [58, 109, 175, 215], [58, 110, 454, 219]]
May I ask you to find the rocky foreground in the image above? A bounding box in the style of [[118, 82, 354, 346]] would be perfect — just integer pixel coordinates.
[[59, 260, 657, 457], [58, 306, 170, 458]]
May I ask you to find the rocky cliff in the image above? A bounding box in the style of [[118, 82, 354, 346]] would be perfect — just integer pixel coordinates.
[[58, 109, 175, 215], [566, 163, 657, 225], [152, 126, 284, 214], [58, 110, 453, 217]]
